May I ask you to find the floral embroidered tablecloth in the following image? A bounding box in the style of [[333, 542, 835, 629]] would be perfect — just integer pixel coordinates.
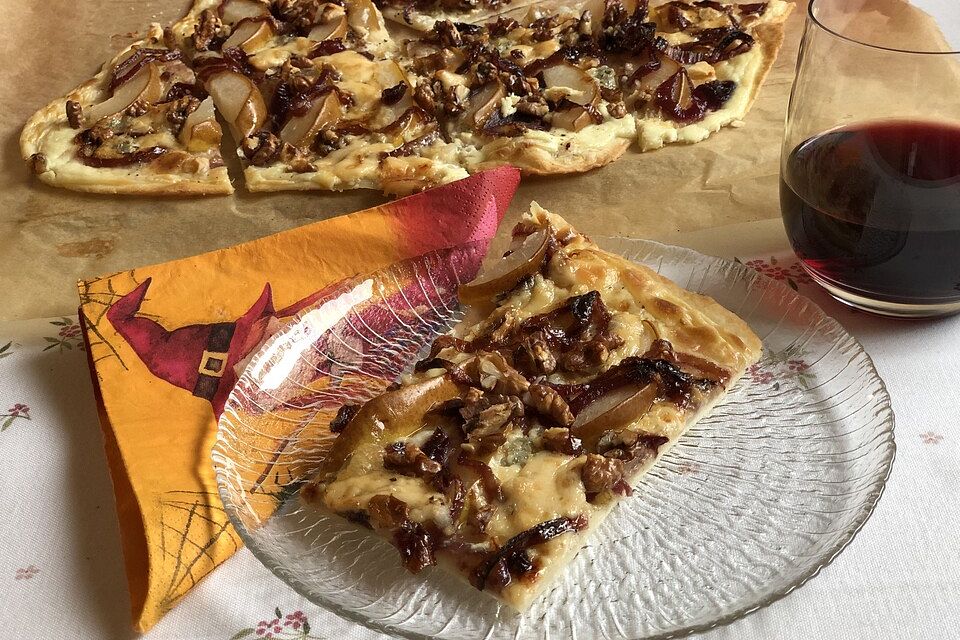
[[2, 245, 959, 640]]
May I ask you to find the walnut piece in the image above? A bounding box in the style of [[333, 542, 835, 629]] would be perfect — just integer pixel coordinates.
[[580, 453, 627, 496], [28, 153, 48, 174], [383, 441, 442, 478], [192, 9, 224, 52], [65, 100, 83, 129], [524, 383, 574, 427]]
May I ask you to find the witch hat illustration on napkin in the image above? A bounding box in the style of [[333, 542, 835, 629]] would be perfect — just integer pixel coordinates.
[[107, 279, 276, 415]]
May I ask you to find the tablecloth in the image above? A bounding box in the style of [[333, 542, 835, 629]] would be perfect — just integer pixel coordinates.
[[3, 221, 958, 640]]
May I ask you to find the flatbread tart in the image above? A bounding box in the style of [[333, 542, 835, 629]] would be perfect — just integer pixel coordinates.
[[300, 203, 762, 609], [21, 0, 792, 195]]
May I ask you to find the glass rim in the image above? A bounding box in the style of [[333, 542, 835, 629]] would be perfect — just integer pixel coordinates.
[[809, 0, 960, 56]]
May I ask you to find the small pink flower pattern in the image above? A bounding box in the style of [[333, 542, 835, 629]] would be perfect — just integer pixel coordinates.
[[233, 607, 318, 639], [2, 403, 31, 432], [15, 565, 39, 580], [43, 317, 84, 353], [742, 256, 813, 291], [921, 432, 944, 445]]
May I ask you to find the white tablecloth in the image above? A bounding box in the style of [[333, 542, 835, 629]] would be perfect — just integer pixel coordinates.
[[2, 223, 958, 639]]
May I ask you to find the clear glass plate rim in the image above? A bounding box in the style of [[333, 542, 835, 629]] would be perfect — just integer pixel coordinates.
[[212, 236, 897, 640]]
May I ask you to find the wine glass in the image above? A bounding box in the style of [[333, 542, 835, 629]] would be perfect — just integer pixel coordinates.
[[780, 0, 960, 317]]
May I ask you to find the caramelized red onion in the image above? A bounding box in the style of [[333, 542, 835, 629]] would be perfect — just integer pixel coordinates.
[[471, 515, 588, 590], [110, 48, 182, 91], [78, 146, 168, 168]]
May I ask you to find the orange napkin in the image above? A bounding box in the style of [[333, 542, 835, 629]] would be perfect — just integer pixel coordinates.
[[77, 168, 520, 632]]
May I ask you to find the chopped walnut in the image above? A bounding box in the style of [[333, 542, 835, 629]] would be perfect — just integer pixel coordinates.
[[515, 98, 549, 118], [580, 453, 626, 496], [474, 353, 530, 395], [28, 153, 48, 174], [192, 9, 224, 52], [65, 100, 83, 129], [607, 101, 628, 119], [165, 96, 201, 128], [126, 99, 150, 117], [514, 331, 556, 376], [383, 441, 442, 478], [434, 21, 463, 48], [413, 83, 437, 113], [524, 384, 574, 427], [469, 400, 520, 437], [541, 427, 583, 456], [242, 131, 282, 166]]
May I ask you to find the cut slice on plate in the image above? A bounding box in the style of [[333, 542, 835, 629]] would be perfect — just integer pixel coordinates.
[[20, 23, 231, 195], [301, 203, 762, 610]]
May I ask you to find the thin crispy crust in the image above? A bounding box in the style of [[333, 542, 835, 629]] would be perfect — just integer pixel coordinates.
[[466, 113, 636, 175], [19, 7, 233, 196]]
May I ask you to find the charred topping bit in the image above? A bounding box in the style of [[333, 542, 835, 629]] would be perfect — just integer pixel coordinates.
[[28, 153, 48, 174], [740, 2, 768, 16], [366, 495, 438, 573], [524, 383, 574, 427], [65, 100, 83, 129], [309, 38, 347, 58], [380, 82, 408, 106], [329, 402, 361, 433], [541, 427, 583, 456], [368, 494, 411, 529], [343, 510, 372, 528], [471, 515, 588, 590], [383, 441, 443, 477], [420, 426, 452, 464]]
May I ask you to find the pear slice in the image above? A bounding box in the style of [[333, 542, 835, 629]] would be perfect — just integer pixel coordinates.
[[551, 105, 594, 132], [222, 18, 276, 53], [346, 0, 384, 35], [459, 228, 549, 303], [320, 375, 460, 477], [280, 90, 343, 147], [308, 15, 348, 41], [462, 81, 506, 130], [571, 383, 658, 448], [542, 63, 600, 108], [221, 0, 270, 24], [205, 70, 268, 138], [379, 107, 432, 142], [635, 55, 682, 95], [178, 97, 222, 151], [84, 62, 163, 126]]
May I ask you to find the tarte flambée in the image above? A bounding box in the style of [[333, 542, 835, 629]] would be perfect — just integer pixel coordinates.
[[301, 203, 762, 609]]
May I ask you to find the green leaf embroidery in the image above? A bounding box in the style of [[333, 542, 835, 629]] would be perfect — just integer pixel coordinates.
[[275, 606, 283, 620], [229, 628, 256, 640], [43, 337, 60, 343], [1, 416, 13, 431], [787, 277, 799, 291], [50, 320, 68, 327], [303, 620, 311, 636], [0, 341, 11, 353]]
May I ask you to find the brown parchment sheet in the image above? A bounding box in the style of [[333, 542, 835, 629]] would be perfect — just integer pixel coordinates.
[[0, 0, 810, 321]]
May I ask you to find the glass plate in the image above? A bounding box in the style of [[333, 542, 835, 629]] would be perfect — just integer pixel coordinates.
[[213, 238, 895, 640]]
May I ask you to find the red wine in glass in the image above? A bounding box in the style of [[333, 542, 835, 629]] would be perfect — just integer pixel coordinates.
[[780, 120, 960, 306]]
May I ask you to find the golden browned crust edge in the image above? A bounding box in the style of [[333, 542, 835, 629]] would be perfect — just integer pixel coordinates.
[[738, 4, 793, 117], [470, 133, 631, 175]]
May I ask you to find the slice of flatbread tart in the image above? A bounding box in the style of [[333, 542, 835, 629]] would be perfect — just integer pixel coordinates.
[[301, 203, 762, 609], [20, 23, 231, 195]]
